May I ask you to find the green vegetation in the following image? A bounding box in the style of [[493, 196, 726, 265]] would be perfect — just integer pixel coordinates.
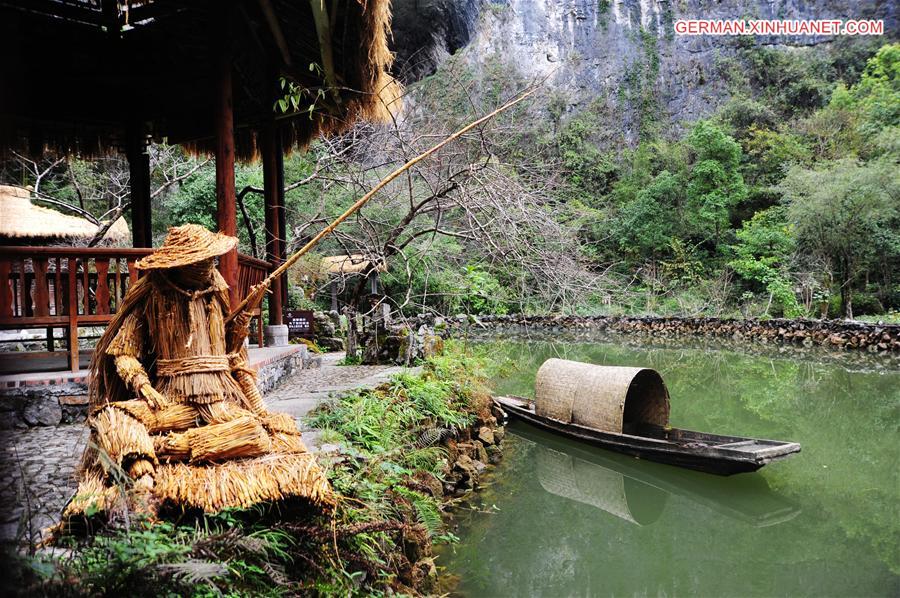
[[5, 40, 897, 321], [13, 344, 492, 597], [561, 41, 900, 318], [362, 39, 898, 320]]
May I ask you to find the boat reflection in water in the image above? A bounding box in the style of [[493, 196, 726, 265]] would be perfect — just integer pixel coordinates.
[[518, 421, 801, 528]]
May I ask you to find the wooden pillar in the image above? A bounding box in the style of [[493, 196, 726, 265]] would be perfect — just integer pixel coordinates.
[[261, 123, 283, 325], [213, 7, 238, 308], [275, 142, 288, 311], [126, 125, 152, 248]]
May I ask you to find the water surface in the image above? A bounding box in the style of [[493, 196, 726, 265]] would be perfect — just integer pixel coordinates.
[[441, 335, 899, 597]]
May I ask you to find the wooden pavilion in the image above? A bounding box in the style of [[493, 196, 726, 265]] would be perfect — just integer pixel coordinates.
[[0, 0, 398, 371]]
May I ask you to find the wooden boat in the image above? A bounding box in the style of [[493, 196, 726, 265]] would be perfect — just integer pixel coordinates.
[[493, 358, 800, 476]]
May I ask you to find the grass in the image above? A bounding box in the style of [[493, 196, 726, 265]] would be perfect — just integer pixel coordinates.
[[855, 311, 900, 324]]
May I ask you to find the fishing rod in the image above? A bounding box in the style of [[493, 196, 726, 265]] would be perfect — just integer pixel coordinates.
[[226, 85, 537, 323]]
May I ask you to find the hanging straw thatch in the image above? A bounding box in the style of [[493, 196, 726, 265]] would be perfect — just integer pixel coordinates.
[[535, 358, 670, 434], [320, 254, 388, 276], [3, 1, 401, 162]]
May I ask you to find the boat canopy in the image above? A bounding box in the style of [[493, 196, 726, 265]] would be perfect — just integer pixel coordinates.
[[534, 359, 670, 434]]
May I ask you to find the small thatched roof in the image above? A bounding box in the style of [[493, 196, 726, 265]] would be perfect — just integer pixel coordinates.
[[320, 254, 387, 276], [0, 185, 130, 245], [0, 0, 401, 161]]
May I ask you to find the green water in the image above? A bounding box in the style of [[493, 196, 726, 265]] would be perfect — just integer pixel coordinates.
[[441, 335, 900, 597]]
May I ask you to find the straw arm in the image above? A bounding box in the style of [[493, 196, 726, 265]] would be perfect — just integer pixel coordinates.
[[225, 85, 537, 323]]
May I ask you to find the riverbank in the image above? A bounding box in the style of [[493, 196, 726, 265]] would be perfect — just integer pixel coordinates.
[[409, 314, 900, 353], [6, 342, 503, 596]]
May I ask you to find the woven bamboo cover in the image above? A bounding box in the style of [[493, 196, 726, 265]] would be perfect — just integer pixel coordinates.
[[534, 358, 670, 433]]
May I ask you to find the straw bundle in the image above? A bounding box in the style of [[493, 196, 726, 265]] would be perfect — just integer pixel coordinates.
[[269, 432, 307, 454], [151, 403, 200, 432], [155, 453, 334, 512], [0, 185, 130, 244], [156, 416, 272, 463], [154, 432, 191, 462], [60, 472, 120, 521], [262, 412, 300, 435], [197, 401, 255, 424], [231, 352, 266, 414], [260, 413, 306, 453], [109, 400, 199, 433], [91, 407, 157, 474], [145, 278, 247, 406], [109, 399, 155, 426]]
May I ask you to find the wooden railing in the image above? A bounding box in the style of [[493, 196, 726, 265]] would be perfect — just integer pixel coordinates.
[[0, 246, 271, 372]]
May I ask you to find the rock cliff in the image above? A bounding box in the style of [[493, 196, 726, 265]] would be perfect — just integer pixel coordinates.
[[390, 0, 897, 139]]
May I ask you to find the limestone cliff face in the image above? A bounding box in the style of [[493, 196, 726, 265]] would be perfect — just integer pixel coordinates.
[[390, 0, 897, 138]]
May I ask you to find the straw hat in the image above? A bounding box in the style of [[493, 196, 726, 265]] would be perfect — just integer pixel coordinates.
[[136, 224, 238, 270]]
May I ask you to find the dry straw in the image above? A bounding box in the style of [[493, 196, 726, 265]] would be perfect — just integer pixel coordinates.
[[155, 453, 334, 512], [0, 184, 130, 244], [535, 359, 670, 433], [186, 416, 272, 463], [92, 407, 157, 474], [69, 225, 334, 523], [135, 224, 237, 270]]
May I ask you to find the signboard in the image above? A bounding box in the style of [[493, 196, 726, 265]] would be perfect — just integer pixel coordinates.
[[285, 310, 315, 339]]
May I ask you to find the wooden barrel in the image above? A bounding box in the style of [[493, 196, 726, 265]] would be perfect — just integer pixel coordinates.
[[535, 358, 670, 433]]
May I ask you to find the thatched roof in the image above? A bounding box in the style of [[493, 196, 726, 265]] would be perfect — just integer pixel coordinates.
[[0, 185, 130, 245], [0, 0, 400, 161], [320, 254, 387, 276]]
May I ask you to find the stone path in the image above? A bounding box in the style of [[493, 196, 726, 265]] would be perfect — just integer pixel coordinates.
[[0, 424, 88, 544], [0, 352, 414, 546]]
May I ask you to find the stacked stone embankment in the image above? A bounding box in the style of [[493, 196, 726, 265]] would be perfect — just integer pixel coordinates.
[[411, 314, 900, 353]]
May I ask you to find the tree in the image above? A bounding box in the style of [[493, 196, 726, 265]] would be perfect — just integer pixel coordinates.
[[728, 206, 801, 317], [614, 169, 679, 261], [781, 157, 899, 318], [684, 121, 747, 246], [3, 147, 209, 246]]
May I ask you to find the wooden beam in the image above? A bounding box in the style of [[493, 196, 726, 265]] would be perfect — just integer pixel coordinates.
[[308, 0, 341, 105], [213, 4, 239, 308], [261, 122, 283, 326], [257, 0, 292, 66], [126, 124, 152, 248]]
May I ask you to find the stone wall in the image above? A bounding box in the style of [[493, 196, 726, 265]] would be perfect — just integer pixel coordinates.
[[409, 314, 900, 353], [0, 346, 316, 430]]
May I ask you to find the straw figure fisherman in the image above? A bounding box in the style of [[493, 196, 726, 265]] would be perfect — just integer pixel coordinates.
[[61, 224, 332, 525]]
